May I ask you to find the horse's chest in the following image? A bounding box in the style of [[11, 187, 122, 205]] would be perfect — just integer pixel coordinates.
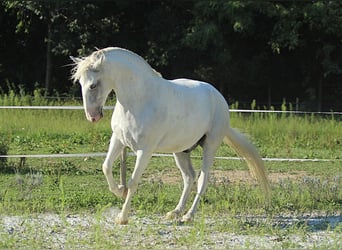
[[112, 117, 151, 151], [113, 125, 138, 150]]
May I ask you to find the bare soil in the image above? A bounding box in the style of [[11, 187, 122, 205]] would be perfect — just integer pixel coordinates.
[[147, 169, 309, 185]]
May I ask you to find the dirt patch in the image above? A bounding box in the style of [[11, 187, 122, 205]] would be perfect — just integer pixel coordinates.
[[211, 170, 309, 183], [147, 169, 310, 185]]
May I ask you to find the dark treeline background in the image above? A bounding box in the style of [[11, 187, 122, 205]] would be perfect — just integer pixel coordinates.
[[0, 0, 341, 111]]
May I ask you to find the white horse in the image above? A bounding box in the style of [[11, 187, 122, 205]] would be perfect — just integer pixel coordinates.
[[71, 47, 270, 225]]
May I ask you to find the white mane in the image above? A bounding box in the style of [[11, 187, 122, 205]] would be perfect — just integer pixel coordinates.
[[71, 47, 161, 83]]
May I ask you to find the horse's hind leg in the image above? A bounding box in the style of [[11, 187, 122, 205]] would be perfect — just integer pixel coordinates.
[[120, 147, 127, 189], [182, 140, 220, 222], [103, 133, 127, 198], [166, 152, 195, 220]]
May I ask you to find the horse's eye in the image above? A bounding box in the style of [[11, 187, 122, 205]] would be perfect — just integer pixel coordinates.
[[90, 82, 98, 90]]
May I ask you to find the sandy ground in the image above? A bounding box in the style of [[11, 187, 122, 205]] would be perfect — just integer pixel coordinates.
[[1, 208, 341, 249]]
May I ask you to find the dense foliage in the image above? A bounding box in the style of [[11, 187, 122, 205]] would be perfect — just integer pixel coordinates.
[[0, 0, 341, 111]]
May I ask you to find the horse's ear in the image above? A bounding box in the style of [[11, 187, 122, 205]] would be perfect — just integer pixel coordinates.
[[91, 51, 104, 71], [70, 56, 82, 64]]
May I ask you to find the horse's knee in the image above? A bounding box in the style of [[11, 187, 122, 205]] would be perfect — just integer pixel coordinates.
[[102, 163, 111, 176], [127, 178, 139, 192], [184, 173, 195, 187], [189, 168, 196, 182], [181, 165, 196, 184]]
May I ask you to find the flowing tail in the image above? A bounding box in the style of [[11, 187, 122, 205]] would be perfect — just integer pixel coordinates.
[[224, 127, 271, 199]]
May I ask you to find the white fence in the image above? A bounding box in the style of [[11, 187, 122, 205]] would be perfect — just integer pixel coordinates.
[[0, 106, 341, 162], [0, 152, 338, 162], [1, 105, 342, 115]]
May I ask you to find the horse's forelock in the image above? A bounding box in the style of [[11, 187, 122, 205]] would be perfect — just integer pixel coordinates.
[[71, 50, 104, 83]]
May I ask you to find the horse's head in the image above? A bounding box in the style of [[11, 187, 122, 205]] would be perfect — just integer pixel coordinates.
[[70, 51, 112, 123]]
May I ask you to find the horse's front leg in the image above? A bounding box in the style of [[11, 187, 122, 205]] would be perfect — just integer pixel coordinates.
[[116, 149, 152, 225], [103, 134, 127, 198]]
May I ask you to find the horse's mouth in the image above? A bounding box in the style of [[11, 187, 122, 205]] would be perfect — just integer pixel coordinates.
[[87, 108, 103, 123], [90, 113, 103, 123]]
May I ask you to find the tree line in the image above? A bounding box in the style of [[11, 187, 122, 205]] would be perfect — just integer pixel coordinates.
[[1, 0, 341, 111]]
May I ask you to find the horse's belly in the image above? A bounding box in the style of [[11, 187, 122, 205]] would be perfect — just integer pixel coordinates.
[[155, 131, 205, 153], [155, 110, 212, 153], [156, 143, 193, 153]]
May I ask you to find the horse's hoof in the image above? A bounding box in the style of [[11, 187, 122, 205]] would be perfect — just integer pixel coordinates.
[[165, 210, 180, 220], [115, 216, 128, 225], [181, 214, 194, 223]]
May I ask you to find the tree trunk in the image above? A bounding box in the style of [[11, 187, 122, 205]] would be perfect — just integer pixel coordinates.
[[267, 83, 272, 109], [317, 79, 322, 112], [45, 21, 52, 96]]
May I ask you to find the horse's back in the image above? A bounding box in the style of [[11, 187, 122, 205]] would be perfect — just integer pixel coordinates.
[[170, 78, 215, 91], [167, 78, 221, 114], [169, 78, 229, 113]]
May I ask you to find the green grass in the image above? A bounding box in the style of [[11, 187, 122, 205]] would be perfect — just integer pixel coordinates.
[[0, 94, 341, 248], [1, 110, 340, 158], [1, 93, 340, 159], [0, 157, 340, 216]]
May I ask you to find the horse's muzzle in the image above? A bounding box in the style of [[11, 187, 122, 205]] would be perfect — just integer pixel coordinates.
[[86, 107, 103, 123]]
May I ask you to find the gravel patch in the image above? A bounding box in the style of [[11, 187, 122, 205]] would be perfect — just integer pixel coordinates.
[[1, 208, 341, 249]]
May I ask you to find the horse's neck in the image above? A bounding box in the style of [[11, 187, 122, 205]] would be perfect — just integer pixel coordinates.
[[114, 72, 162, 110], [106, 52, 164, 109]]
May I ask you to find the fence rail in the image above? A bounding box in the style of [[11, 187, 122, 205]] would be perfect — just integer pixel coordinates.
[[0, 152, 339, 162], [0, 105, 341, 115]]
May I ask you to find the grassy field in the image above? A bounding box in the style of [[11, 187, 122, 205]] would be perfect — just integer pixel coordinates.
[[0, 93, 341, 248]]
